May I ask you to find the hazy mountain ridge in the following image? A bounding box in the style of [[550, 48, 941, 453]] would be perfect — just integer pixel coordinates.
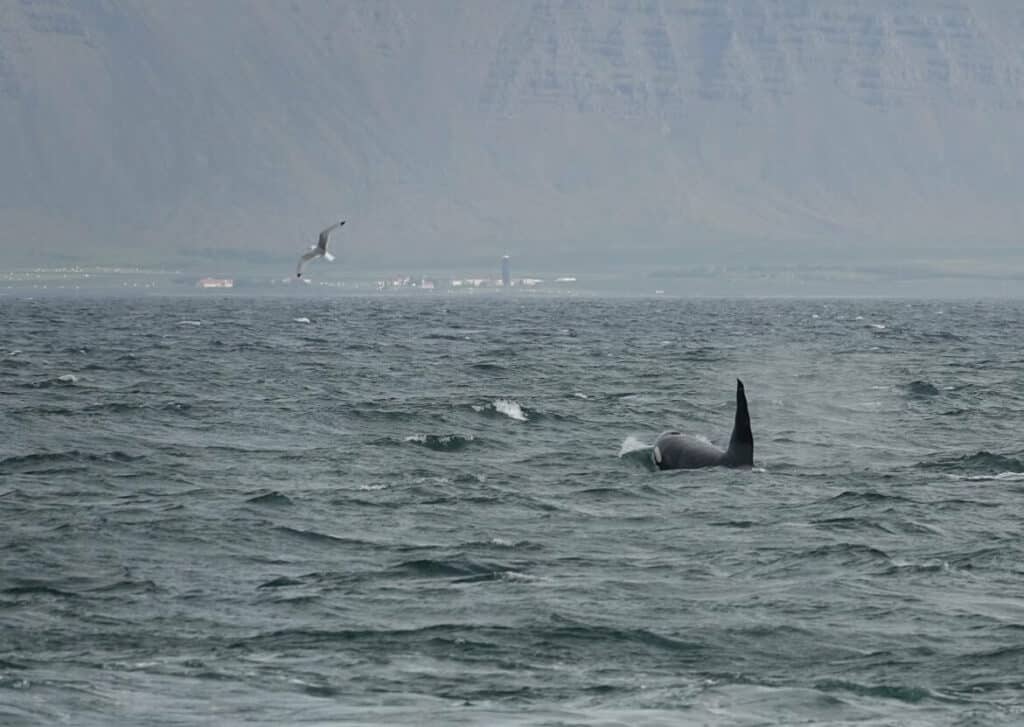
[[481, 1, 1024, 114], [2, 0, 1023, 270]]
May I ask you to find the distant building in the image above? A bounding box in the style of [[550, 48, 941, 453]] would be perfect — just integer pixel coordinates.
[[197, 277, 233, 288], [501, 255, 511, 288]]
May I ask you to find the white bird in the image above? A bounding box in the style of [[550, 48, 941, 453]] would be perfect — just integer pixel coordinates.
[[296, 221, 345, 278]]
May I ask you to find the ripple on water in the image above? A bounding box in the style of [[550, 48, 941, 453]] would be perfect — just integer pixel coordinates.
[[2, 296, 1024, 725]]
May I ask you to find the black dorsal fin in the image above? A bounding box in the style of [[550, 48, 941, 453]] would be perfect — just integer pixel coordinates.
[[724, 379, 753, 467]]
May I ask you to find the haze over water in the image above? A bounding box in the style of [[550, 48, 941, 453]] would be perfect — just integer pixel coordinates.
[[2, 295, 1023, 725]]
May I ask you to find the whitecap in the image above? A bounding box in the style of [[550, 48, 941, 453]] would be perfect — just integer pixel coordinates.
[[493, 399, 527, 421], [177, 320, 202, 327], [57, 374, 78, 385], [293, 317, 311, 324], [618, 435, 650, 457], [573, 392, 589, 399], [957, 472, 1024, 482]]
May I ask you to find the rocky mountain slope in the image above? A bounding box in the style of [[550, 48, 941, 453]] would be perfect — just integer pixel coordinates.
[[2, 0, 1023, 269]]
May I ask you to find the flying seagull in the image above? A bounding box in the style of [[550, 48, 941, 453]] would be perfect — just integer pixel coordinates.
[[296, 221, 345, 278]]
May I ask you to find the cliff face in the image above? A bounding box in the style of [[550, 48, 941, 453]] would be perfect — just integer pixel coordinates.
[[2, 0, 1023, 268]]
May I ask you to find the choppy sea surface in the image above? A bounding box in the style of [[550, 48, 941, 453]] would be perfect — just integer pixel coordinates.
[[2, 295, 1024, 726]]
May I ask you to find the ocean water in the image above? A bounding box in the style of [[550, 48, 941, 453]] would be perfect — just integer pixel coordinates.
[[2, 295, 1024, 726]]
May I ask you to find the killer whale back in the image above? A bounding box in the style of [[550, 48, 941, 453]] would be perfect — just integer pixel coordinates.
[[653, 379, 753, 470]]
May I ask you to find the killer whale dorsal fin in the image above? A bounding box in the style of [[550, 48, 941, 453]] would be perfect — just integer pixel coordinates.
[[724, 378, 753, 467], [652, 378, 754, 470]]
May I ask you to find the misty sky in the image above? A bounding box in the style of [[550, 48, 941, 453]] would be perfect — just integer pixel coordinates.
[[2, 0, 1024, 280]]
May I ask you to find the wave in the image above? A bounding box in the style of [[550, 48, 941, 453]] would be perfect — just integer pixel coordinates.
[[390, 557, 520, 581], [0, 449, 143, 473], [345, 405, 419, 422], [257, 576, 306, 589], [918, 451, 1024, 475], [802, 542, 892, 564], [617, 435, 649, 457], [473, 399, 528, 421], [812, 516, 895, 535], [885, 559, 950, 575], [493, 399, 527, 421], [476, 537, 539, 550], [824, 490, 917, 505], [246, 491, 294, 506], [917, 330, 965, 342], [25, 373, 80, 388], [956, 472, 1024, 482], [403, 433, 479, 452], [468, 362, 507, 372], [424, 331, 472, 341], [2, 581, 80, 599], [228, 623, 509, 650], [540, 618, 704, 655], [86, 579, 159, 594], [82, 401, 146, 414], [904, 380, 940, 397], [813, 679, 942, 705], [273, 526, 373, 547], [618, 436, 657, 471], [229, 620, 701, 658], [161, 401, 193, 413], [8, 404, 77, 416]]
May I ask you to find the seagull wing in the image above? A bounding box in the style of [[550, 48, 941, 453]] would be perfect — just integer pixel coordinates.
[[317, 220, 345, 252], [296, 248, 321, 277]]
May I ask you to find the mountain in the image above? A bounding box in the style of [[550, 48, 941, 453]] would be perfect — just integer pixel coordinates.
[[2, 0, 1024, 270]]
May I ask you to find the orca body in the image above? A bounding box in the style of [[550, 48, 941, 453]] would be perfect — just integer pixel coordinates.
[[653, 379, 753, 470]]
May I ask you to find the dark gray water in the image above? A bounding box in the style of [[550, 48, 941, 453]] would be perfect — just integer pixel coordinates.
[[2, 295, 1024, 726]]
